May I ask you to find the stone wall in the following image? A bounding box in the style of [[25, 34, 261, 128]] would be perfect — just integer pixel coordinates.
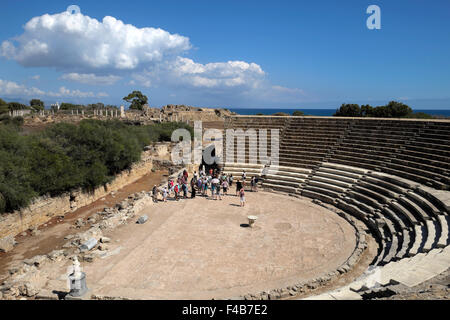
[[0, 150, 154, 251]]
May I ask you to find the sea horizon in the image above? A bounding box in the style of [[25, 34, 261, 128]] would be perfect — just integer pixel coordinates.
[[229, 108, 450, 117]]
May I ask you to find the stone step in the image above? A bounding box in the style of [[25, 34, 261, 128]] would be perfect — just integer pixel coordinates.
[[408, 225, 423, 257], [358, 179, 399, 199], [405, 191, 441, 218], [262, 178, 301, 189], [321, 162, 368, 175], [398, 195, 431, 222], [346, 190, 384, 211], [389, 200, 420, 226], [309, 176, 353, 189], [437, 215, 449, 248], [307, 180, 348, 193], [422, 220, 437, 252], [300, 189, 336, 205], [262, 183, 297, 194], [223, 163, 265, 169], [305, 185, 342, 200], [263, 174, 306, 184], [314, 170, 358, 184], [264, 165, 311, 175], [395, 229, 411, 260], [353, 185, 391, 205]]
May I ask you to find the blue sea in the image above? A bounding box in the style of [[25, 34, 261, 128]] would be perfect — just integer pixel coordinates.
[[229, 108, 450, 117]]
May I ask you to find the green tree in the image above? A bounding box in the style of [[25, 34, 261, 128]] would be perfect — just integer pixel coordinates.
[[360, 104, 374, 117], [8, 102, 27, 111], [334, 104, 361, 117], [385, 101, 413, 117], [30, 99, 45, 111], [60, 102, 84, 110], [0, 192, 5, 213], [123, 91, 148, 110], [292, 110, 305, 116]]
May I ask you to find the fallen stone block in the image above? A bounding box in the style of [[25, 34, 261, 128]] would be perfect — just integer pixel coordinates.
[[0, 235, 16, 253], [137, 215, 149, 224], [83, 254, 94, 263], [18, 282, 38, 297], [80, 238, 98, 252], [47, 250, 65, 261], [98, 244, 108, 251], [100, 237, 111, 243], [24, 255, 47, 267]]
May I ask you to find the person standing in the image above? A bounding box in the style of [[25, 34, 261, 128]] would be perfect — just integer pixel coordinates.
[[174, 183, 179, 201], [236, 179, 243, 197], [169, 179, 174, 196], [239, 187, 245, 207], [152, 185, 158, 203], [212, 176, 220, 200], [222, 179, 229, 196], [191, 177, 196, 198], [162, 186, 168, 202]]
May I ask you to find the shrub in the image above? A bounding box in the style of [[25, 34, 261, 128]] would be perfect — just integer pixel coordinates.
[[0, 119, 193, 214], [292, 110, 305, 116], [334, 101, 423, 118], [334, 104, 361, 117]]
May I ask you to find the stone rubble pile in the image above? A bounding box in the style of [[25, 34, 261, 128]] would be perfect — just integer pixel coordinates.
[[0, 191, 153, 300]]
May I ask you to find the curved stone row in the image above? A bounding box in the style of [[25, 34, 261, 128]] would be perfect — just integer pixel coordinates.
[[225, 116, 450, 190], [223, 116, 450, 298]]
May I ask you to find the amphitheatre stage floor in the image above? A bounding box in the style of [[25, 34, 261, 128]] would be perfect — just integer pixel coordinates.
[[51, 192, 357, 299]]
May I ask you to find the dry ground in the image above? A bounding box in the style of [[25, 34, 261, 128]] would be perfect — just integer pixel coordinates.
[[38, 191, 357, 299]]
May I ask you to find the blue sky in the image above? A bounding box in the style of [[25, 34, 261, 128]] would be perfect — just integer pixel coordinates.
[[0, 0, 449, 109]]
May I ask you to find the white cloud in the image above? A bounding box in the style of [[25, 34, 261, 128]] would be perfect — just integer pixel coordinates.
[[0, 79, 45, 96], [48, 86, 108, 98], [0, 79, 107, 99], [61, 73, 121, 85], [30, 75, 40, 80], [1, 10, 306, 104], [1, 11, 191, 72], [168, 57, 265, 89]]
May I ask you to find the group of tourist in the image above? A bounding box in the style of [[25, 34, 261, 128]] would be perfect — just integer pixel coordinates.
[[152, 168, 261, 207]]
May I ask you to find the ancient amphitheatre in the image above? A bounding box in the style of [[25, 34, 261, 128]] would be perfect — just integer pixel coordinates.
[[0, 110, 449, 300]]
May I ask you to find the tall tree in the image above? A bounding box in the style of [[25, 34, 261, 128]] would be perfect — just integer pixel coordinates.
[[30, 99, 45, 111], [123, 91, 148, 111], [334, 104, 361, 117]]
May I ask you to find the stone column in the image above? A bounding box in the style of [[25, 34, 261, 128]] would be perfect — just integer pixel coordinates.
[[120, 106, 125, 118]]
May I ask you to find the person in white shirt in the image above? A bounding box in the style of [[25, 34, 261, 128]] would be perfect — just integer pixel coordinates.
[[211, 177, 220, 200]]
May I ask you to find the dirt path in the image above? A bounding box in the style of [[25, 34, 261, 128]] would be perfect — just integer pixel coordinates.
[[0, 169, 167, 282]]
